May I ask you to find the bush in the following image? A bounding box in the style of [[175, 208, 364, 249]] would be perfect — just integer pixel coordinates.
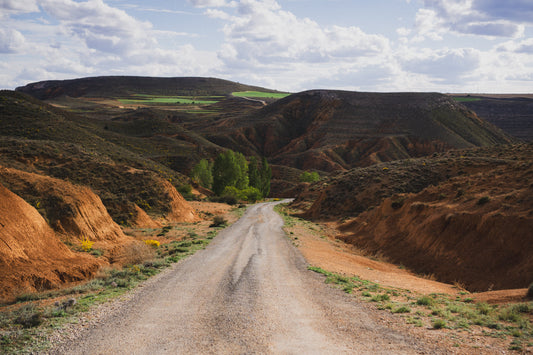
[[477, 196, 491, 205], [417, 296, 434, 306], [80, 237, 94, 252], [221, 186, 262, 202], [432, 319, 447, 329], [527, 283, 533, 298], [392, 306, 411, 314], [391, 197, 405, 209], [144, 239, 160, 248], [299, 171, 320, 183], [116, 242, 155, 265], [210, 216, 227, 228], [14, 304, 43, 328], [177, 184, 193, 200]]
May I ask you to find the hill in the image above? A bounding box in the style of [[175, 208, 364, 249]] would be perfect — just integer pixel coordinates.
[[15, 76, 278, 100], [0, 90, 196, 226], [292, 143, 533, 291], [452, 95, 533, 141], [203, 90, 515, 175], [3, 75, 531, 301]]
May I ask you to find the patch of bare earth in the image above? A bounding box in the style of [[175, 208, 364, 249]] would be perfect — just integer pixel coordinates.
[[281, 208, 527, 354]]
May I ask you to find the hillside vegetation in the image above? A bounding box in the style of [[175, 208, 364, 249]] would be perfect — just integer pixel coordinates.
[[201, 90, 515, 180], [293, 143, 533, 291], [5, 75, 530, 299]]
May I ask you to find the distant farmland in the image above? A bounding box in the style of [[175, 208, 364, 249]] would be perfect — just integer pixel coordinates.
[[232, 91, 290, 99], [118, 94, 222, 105]]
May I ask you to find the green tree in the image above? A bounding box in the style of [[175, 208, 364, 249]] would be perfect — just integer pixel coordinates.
[[191, 159, 213, 189], [299, 171, 320, 183], [259, 157, 272, 197], [212, 150, 249, 195], [248, 156, 260, 190], [234, 151, 249, 190], [213, 150, 237, 195]]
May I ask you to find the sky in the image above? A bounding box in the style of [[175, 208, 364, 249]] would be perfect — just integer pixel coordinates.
[[1, 0, 533, 93]]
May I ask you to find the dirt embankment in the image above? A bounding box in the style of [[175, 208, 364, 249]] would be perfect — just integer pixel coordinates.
[[160, 179, 198, 223], [0, 167, 130, 245], [0, 166, 201, 302], [0, 184, 102, 302], [337, 156, 533, 291]]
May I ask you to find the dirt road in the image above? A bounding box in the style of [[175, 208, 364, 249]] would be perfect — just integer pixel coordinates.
[[53, 201, 441, 354]]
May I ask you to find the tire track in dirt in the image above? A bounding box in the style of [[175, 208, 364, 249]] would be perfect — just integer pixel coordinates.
[[52, 201, 442, 354]]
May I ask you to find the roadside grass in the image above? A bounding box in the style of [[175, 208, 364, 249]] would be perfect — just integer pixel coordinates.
[[308, 265, 533, 351], [274, 204, 323, 247], [232, 91, 290, 99], [0, 207, 243, 354], [275, 203, 533, 352]]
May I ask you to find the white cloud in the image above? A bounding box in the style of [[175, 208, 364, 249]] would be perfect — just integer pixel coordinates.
[[213, 0, 389, 68], [400, 48, 481, 83], [497, 38, 533, 54], [0, 0, 39, 13], [39, 0, 155, 55], [414, 0, 532, 38], [0, 28, 26, 53], [188, 0, 236, 8]]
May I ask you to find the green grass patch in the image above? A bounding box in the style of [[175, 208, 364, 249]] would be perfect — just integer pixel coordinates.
[[308, 266, 533, 350], [232, 91, 290, 99], [453, 97, 482, 102], [118, 95, 220, 105]]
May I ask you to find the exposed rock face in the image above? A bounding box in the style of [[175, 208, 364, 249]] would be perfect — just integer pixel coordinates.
[[0, 167, 128, 244], [206, 91, 515, 174], [458, 95, 533, 141], [335, 145, 533, 291], [0, 184, 101, 301], [131, 204, 162, 229], [160, 179, 198, 223]]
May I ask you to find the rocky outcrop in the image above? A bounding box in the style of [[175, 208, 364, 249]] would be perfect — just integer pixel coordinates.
[[336, 146, 533, 291]]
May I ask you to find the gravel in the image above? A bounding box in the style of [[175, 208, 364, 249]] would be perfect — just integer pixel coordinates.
[[47, 201, 444, 354]]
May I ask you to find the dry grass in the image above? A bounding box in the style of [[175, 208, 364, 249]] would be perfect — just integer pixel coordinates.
[[114, 241, 156, 265]]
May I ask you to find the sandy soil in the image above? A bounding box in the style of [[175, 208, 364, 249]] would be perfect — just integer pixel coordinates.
[[295, 222, 459, 296], [282, 211, 530, 354]]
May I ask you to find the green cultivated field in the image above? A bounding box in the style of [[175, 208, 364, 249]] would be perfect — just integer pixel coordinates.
[[118, 94, 222, 105], [232, 91, 290, 99], [453, 97, 482, 102]]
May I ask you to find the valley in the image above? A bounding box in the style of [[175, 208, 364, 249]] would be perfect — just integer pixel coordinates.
[[0, 76, 532, 353]]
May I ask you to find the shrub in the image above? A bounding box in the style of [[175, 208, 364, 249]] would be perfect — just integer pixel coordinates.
[[392, 306, 411, 313], [80, 237, 94, 252], [391, 197, 405, 209], [476, 302, 492, 315], [14, 304, 43, 328], [144, 239, 160, 248], [417, 296, 434, 306], [371, 294, 390, 302], [477, 196, 491, 205], [432, 319, 447, 329], [527, 283, 533, 298], [177, 184, 193, 200], [299, 171, 320, 183], [117, 242, 155, 265], [210, 216, 227, 228]]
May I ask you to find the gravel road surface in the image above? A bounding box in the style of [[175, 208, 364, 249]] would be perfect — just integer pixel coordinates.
[[51, 201, 441, 354]]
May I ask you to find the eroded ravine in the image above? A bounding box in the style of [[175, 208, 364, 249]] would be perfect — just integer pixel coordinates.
[[52, 201, 441, 354]]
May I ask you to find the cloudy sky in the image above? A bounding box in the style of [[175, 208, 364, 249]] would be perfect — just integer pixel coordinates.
[[1, 0, 532, 92]]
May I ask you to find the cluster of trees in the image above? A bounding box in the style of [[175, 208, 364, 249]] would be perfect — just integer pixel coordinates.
[[191, 150, 271, 202], [299, 171, 320, 183]]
